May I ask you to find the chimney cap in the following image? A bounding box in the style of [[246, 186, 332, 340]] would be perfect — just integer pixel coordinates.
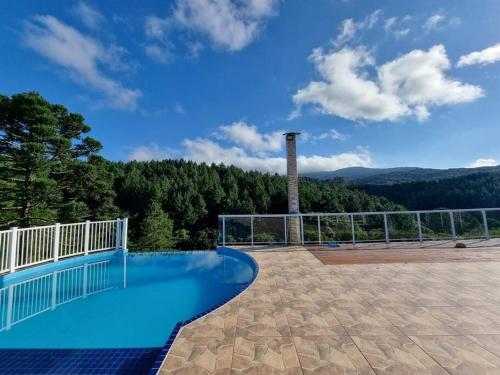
[[283, 131, 301, 136]]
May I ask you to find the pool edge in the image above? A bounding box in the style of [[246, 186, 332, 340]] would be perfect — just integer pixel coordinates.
[[147, 247, 260, 374]]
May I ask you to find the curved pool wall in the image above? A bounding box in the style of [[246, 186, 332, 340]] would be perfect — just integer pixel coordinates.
[[0, 247, 258, 375], [148, 247, 259, 374]]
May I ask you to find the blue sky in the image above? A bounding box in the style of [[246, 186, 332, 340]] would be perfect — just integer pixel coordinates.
[[2, 0, 500, 174]]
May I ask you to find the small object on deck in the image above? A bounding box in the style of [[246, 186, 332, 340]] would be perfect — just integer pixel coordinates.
[[455, 242, 467, 248], [328, 242, 340, 248]]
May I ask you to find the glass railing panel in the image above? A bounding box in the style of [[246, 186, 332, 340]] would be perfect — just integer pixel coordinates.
[[453, 211, 484, 239], [387, 213, 419, 241], [487, 210, 500, 238], [224, 217, 252, 244], [320, 215, 352, 243], [254, 216, 286, 244], [353, 214, 385, 242]]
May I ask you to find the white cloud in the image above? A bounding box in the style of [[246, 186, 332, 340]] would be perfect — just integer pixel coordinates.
[[333, 10, 382, 47], [314, 129, 348, 141], [174, 103, 185, 114], [384, 17, 397, 32], [182, 138, 372, 174], [334, 19, 357, 47], [393, 28, 410, 39], [129, 144, 176, 161], [458, 43, 500, 67], [23, 15, 141, 110], [465, 158, 498, 168], [144, 16, 174, 64], [144, 44, 172, 63], [217, 121, 282, 153], [423, 14, 445, 33], [74, 2, 105, 29], [173, 0, 278, 51], [383, 17, 410, 39], [293, 45, 483, 122], [145, 15, 171, 38], [130, 124, 372, 173]]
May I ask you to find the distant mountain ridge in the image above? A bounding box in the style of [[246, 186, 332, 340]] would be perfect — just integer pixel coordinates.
[[302, 166, 500, 185]]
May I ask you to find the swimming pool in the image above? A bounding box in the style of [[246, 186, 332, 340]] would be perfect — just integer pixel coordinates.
[[0, 248, 257, 373]]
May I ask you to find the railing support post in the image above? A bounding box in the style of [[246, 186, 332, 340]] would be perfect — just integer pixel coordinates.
[[222, 216, 226, 247], [417, 213, 423, 242], [115, 218, 122, 249], [317, 215, 321, 245], [284, 216, 288, 245], [84, 220, 90, 256], [383, 213, 389, 244], [351, 214, 356, 245], [250, 216, 254, 247], [300, 215, 304, 245], [449, 211, 456, 241], [482, 210, 490, 240], [9, 227, 18, 273], [53, 223, 60, 262], [122, 218, 128, 250]]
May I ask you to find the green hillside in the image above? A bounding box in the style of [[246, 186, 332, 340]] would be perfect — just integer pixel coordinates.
[[357, 172, 500, 210], [304, 166, 500, 185]]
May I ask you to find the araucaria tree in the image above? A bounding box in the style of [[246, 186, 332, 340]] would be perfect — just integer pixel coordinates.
[[0, 92, 115, 227]]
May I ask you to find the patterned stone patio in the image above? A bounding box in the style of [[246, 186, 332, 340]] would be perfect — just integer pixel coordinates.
[[158, 246, 500, 374]]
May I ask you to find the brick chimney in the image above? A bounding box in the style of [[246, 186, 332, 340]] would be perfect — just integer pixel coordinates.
[[284, 132, 301, 243]]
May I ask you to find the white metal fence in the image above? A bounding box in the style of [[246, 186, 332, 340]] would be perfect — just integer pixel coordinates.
[[0, 218, 128, 274], [218, 208, 500, 246]]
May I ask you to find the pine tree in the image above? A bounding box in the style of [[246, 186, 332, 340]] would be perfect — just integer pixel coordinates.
[[137, 201, 175, 250]]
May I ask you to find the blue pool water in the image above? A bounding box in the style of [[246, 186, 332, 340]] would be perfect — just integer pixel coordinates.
[[0, 249, 256, 350]]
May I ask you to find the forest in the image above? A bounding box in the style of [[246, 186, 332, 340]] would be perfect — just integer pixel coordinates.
[[357, 172, 500, 211], [0, 92, 402, 250]]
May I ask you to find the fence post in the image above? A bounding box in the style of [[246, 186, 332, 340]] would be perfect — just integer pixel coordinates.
[[284, 216, 288, 245], [350, 214, 356, 245], [300, 215, 304, 245], [317, 215, 321, 245], [383, 213, 389, 243], [53, 223, 60, 262], [250, 216, 254, 247], [449, 211, 456, 241], [115, 218, 122, 249], [481, 210, 490, 240], [84, 220, 90, 256], [122, 218, 128, 250], [9, 227, 18, 273], [417, 213, 423, 242]]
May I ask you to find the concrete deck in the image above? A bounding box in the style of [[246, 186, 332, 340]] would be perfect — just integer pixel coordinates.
[[159, 246, 500, 374]]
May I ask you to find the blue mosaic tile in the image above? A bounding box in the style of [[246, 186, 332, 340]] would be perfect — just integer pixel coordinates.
[[0, 347, 161, 375]]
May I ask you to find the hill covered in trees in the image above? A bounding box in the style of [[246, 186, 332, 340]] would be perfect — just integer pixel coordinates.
[[304, 166, 500, 185], [0, 92, 402, 250], [357, 172, 500, 210]]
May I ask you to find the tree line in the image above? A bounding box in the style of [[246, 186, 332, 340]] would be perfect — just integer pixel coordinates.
[[1, 92, 402, 250]]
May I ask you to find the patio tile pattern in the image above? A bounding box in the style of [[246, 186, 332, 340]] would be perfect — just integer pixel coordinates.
[[159, 246, 500, 374]]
